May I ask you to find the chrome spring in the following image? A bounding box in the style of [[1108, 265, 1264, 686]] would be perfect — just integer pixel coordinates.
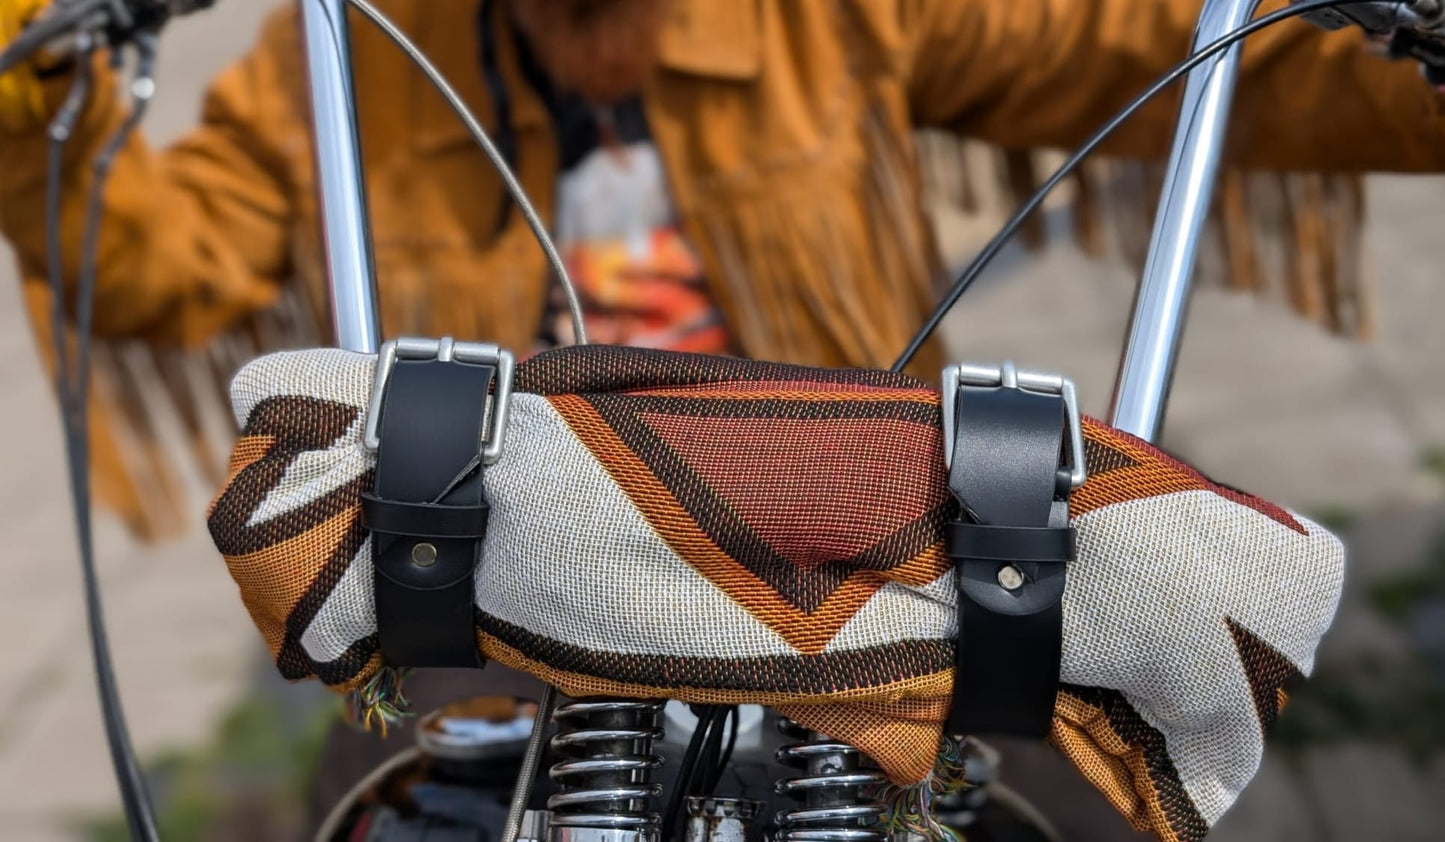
[[772, 719, 887, 842], [547, 699, 666, 840]]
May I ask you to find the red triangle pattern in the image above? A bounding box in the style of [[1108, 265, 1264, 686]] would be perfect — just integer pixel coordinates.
[[640, 412, 947, 572]]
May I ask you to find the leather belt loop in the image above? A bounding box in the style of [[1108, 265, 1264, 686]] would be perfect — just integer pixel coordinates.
[[363, 338, 515, 670], [943, 361, 1084, 739]]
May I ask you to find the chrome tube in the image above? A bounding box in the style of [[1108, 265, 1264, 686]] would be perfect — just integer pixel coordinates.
[[301, 0, 381, 353], [1109, 0, 1263, 443]]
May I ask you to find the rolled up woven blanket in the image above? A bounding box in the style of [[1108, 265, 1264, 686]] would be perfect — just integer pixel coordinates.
[[208, 344, 1343, 842]]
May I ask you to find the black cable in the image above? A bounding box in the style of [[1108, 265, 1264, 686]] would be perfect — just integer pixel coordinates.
[[891, 0, 1361, 373], [77, 36, 155, 426], [45, 40, 95, 415], [662, 705, 719, 835], [694, 706, 726, 794], [46, 38, 163, 842], [697, 705, 738, 794], [717, 705, 739, 780]]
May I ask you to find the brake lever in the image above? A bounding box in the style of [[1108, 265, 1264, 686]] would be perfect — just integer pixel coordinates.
[[1296, 0, 1430, 31], [1295, 0, 1445, 83]]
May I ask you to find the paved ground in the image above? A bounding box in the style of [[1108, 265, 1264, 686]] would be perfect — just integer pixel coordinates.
[[0, 3, 1442, 839]]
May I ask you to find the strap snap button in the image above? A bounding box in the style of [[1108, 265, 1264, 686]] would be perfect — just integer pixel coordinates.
[[997, 565, 1025, 591], [411, 542, 438, 568]]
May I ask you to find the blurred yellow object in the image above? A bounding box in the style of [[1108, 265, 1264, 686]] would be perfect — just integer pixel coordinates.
[[0, 0, 53, 133]]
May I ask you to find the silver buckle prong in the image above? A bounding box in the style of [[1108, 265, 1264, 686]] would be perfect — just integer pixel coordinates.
[[942, 361, 1087, 489], [364, 337, 516, 465]]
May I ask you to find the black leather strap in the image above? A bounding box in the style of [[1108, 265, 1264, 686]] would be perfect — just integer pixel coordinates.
[[946, 383, 1076, 738], [361, 495, 490, 539], [365, 358, 493, 669]]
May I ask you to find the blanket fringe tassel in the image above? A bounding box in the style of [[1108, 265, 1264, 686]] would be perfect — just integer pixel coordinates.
[[877, 734, 972, 841], [344, 665, 413, 737]]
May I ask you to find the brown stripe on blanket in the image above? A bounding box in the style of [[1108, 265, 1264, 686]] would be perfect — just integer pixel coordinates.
[[275, 515, 373, 680], [280, 632, 383, 689], [1070, 421, 1306, 535], [515, 345, 929, 396], [207, 397, 363, 556], [1054, 685, 1210, 842], [478, 612, 952, 694], [1082, 436, 1140, 477], [1226, 617, 1305, 734]]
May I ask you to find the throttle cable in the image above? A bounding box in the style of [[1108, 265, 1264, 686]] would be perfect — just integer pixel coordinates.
[[45, 35, 164, 842]]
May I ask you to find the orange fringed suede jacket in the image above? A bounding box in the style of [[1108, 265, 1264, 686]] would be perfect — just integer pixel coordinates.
[[2, 0, 1444, 538]]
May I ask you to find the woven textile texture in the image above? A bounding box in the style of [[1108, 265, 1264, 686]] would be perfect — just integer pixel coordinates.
[[208, 345, 1344, 842]]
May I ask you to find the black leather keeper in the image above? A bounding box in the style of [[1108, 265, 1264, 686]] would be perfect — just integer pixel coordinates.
[[945, 377, 1077, 739], [366, 356, 495, 669]]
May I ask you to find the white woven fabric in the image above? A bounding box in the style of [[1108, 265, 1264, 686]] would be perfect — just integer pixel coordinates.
[[1064, 493, 1343, 823], [301, 543, 374, 664]]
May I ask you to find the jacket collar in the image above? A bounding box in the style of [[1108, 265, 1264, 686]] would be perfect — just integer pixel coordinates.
[[412, 0, 761, 154]]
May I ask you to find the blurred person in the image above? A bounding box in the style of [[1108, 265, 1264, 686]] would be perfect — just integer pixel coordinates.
[[1, 0, 1439, 534], [5, 0, 1445, 835]]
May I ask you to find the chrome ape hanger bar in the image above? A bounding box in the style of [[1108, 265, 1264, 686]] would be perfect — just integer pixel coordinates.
[[301, 0, 381, 354], [1110, 0, 1262, 443]]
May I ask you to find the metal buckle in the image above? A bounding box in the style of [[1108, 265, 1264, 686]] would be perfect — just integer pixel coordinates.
[[363, 337, 516, 465], [942, 360, 1087, 489]]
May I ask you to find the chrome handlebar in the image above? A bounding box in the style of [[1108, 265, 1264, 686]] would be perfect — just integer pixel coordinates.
[[301, 0, 382, 354], [1108, 0, 1262, 443], [1110, 0, 1445, 443]]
